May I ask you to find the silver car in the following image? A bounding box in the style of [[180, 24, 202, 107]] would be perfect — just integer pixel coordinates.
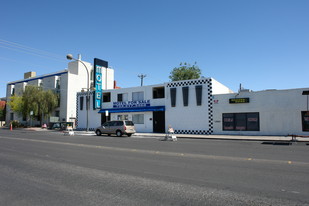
[[95, 120, 136, 137]]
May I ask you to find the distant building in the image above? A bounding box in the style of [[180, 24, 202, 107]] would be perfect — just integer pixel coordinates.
[[5, 57, 114, 127]]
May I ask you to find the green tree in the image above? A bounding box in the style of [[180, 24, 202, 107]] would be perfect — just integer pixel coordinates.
[[7, 95, 24, 117], [0, 107, 6, 121], [40, 89, 58, 122], [8, 85, 59, 126], [169, 62, 201, 81]]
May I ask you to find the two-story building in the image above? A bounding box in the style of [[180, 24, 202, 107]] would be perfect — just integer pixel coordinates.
[[76, 78, 233, 133]]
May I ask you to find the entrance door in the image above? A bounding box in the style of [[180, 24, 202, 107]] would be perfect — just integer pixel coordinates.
[[101, 113, 110, 125], [153, 111, 165, 133]]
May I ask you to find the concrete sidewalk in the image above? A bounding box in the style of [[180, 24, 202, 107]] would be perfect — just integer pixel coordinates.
[[4, 127, 309, 142], [133, 133, 309, 142]]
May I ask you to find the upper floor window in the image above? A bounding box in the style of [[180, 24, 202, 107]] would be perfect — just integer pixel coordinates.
[[195, 85, 203, 106], [103, 92, 111, 102], [132, 91, 144, 101], [11, 87, 15, 96], [56, 79, 60, 89], [153, 87, 165, 99], [182, 87, 189, 106], [170, 88, 176, 107], [117, 93, 128, 102]]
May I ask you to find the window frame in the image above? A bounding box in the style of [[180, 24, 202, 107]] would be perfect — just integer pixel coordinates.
[[132, 114, 144, 124], [222, 112, 260, 131]]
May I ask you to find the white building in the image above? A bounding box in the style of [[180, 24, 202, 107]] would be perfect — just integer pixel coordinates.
[[6, 56, 309, 136], [213, 88, 309, 136], [76, 78, 233, 133], [77, 78, 309, 136], [6, 57, 114, 127]]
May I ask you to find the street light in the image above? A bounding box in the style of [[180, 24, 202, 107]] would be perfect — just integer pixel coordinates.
[[66, 54, 90, 132], [138, 74, 147, 86]]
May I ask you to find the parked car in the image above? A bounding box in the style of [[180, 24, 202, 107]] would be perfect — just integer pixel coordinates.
[[95, 120, 136, 137]]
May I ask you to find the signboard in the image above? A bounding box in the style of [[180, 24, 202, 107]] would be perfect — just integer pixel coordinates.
[[229, 98, 250, 104], [113, 100, 150, 108], [93, 58, 108, 109]]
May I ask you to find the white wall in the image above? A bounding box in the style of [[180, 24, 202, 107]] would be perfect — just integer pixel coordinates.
[[213, 88, 309, 136], [164, 78, 214, 134], [76, 84, 166, 132], [211, 78, 234, 94], [66, 61, 93, 122]]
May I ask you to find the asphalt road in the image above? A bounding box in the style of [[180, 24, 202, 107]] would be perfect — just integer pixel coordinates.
[[0, 129, 308, 206]]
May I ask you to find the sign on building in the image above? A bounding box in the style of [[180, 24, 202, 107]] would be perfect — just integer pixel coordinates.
[[93, 58, 108, 109]]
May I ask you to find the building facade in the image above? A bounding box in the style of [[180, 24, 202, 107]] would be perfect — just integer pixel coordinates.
[[76, 79, 309, 136], [213, 88, 309, 136], [6, 57, 114, 127], [76, 78, 233, 133]]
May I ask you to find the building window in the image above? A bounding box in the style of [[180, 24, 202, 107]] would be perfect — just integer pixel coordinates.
[[302, 111, 309, 132], [170, 88, 176, 107], [103, 92, 111, 102], [117, 93, 128, 102], [182, 87, 189, 106], [55, 111, 60, 117], [80, 96, 84, 110], [56, 79, 60, 89], [132, 114, 144, 124], [153, 87, 165, 99], [90, 70, 94, 81], [11, 88, 15, 96], [132, 91, 144, 101], [195, 85, 202, 106], [223, 113, 260, 131], [117, 115, 128, 120], [10, 113, 14, 121]]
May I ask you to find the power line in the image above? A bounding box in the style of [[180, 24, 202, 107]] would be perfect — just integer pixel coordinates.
[[0, 39, 66, 62]]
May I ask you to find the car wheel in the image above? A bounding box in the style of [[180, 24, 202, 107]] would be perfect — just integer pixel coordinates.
[[127, 134, 132, 137], [95, 130, 102, 136], [116, 130, 122, 137]]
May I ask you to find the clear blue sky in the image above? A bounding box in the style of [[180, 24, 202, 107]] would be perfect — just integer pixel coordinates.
[[1, 0, 308, 98]]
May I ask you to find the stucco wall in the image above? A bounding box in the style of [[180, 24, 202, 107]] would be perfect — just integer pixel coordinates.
[[213, 88, 309, 136]]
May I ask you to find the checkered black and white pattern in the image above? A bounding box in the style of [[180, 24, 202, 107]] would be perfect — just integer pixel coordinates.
[[167, 78, 213, 135], [166, 79, 210, 87]]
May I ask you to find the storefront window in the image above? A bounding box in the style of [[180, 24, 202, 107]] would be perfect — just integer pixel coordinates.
[[132, 114, 144, 124], [223, 113, 259, 131], [117, 115, 128, 120], [302, 111, 309, 131]]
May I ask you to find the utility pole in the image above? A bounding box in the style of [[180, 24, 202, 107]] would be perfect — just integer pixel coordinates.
[[138, 74, 147, 86]]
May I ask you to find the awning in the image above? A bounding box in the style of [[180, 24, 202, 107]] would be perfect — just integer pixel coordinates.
[[98, 106, 165, 114]]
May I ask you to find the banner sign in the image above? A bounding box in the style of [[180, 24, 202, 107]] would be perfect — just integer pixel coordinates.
[[93, 58, 108, 109], [229, 98, 250, 104], [113, 100, 150, 108]]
